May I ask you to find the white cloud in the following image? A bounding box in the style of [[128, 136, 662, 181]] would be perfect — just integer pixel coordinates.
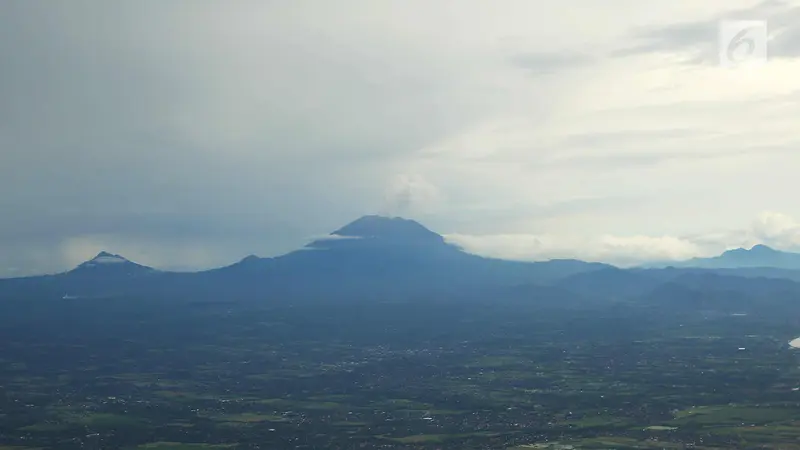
[[446, 211, 800, 267], [751, 211, 800, 246], [446, 233, 704, 267], [307, 234, 362, 242], [4, 1, 800, 275], [380, 173, 445, 217]]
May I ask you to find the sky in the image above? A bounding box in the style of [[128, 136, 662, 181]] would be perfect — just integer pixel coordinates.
[[3, 0, 800, 275]]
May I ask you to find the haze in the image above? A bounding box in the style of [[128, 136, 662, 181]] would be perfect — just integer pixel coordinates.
[[3, 0, 800, 276]]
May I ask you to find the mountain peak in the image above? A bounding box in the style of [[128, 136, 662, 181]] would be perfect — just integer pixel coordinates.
[[239, 254, 261, 263], [749, 244, 776, 253], [68, 251, 154, 274], [721, 244, 778, 256], [89, 251, 129, 264], [331, 215, 443, 243]]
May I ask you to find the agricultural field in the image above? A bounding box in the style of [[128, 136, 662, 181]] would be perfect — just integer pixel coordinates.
[[2, 297, 800, 449]]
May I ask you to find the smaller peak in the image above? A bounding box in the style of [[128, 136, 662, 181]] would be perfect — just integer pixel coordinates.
[[87, 252, 129, 264], [240, 254, 260, 263], [68, 251, 153, 274], [333, 215, 440, 239], [345, 215, 409, 226], [719, 244, 784, 261]]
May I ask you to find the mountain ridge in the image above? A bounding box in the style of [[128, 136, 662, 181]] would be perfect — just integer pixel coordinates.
[[20, 218, 800, 276], [645, 244, 800, 270], [69, 251, 155, 274], [0, 215, 613, 300], [4, 215, 800, 306]]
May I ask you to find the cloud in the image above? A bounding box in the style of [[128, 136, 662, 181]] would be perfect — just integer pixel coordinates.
[[380, 174, 445, 218], [445, 233, 704, 267], [613, 0, 800, 65], [751, 211, 800, 246], [307, 234, 362, 242], [3, 1, 800, 276], [446, 211, 800, 267], [510, 52, 595, 74]]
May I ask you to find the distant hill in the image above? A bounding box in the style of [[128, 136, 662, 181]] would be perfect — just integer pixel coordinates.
[[205, 215, 613, 300], [4, 217, 800, 310], [68, 251, 155, 276], [0, 216, 612, 301], [555, 267, 663, 300], [645, 244, 800, 270], [0, 251, 161, 300]]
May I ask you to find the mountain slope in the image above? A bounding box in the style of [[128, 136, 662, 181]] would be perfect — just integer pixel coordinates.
[[0, 251, 163, 300], [555, 267, 663, 300], [68, 252, 155, 276], [201, 215, 613, 299], [12, 216, 800, 308]]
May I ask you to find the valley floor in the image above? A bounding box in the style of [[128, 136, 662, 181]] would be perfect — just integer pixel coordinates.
[[2, 297, 800, 449]]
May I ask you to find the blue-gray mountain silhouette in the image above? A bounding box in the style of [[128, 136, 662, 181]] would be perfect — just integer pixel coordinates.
[[0, 216, 611, 300], [70, 251, 155, 275], [205, 215, 611, 300], [649, 244, 800, 270], [5, 217, 800, 309]]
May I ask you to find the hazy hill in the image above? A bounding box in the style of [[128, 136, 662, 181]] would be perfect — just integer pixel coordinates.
[[646, 244, 800, 270], [4, 217, 800, 309], [0, 216, 610, 301]]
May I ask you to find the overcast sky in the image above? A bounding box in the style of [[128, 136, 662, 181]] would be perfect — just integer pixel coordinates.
[[3, 0, 800, 275]]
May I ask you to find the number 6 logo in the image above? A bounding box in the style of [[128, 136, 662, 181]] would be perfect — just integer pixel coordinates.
[[719, 20, 767, 68], [727, 28, 756, 62]]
